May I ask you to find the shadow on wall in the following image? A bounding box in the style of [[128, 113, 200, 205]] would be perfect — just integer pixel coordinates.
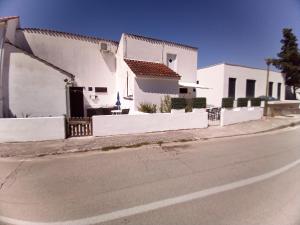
[[15, 30, 34, 55], [2, 43, 12, 118], [100, 51, 116, 73], [285, 86, 299, 100], [135, 78, 179, 94]]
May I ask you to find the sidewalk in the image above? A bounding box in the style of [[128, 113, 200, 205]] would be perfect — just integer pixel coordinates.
[[1, 115, 300, 158]]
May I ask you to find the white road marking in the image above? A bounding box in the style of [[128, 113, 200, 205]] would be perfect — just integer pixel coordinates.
[[1, 158, 300, 225]]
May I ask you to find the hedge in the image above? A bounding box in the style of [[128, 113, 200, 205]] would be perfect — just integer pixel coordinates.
[[250, 98, 261, 107], [171, 98, 186, 109], [237, 98, 249, 107], [221, 98, 234, 108], [192, 98, 206, 108]]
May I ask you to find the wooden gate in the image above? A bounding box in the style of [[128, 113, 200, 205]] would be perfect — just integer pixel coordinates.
[[67, 117, 92, 137]]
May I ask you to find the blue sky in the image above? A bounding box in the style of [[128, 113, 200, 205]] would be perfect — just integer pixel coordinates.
[[0, 0, 299, 69]]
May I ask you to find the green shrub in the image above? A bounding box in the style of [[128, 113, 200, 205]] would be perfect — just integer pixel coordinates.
[[222, 98, 234, 108], [251, 98, 261, 107], [171, 98, 186, 109], [237, 98, 249, 107], [185, 98, 193, 112], [138, 103, 157, 113], [160, 95, 171, 113], [193, 98, 206, 108]]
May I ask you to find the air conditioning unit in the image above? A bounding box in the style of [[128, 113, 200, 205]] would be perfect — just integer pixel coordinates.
[[100, 42, 110, 53]]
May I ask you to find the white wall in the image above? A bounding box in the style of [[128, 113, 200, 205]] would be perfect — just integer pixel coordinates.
[[116, 34, 181, 112], [115, 35, 135, 111], [220, 107, 263, 126], [0, 23, 6, 118], [5, 18, 19, 44], [224, 64, 285, 100], [0, 116, 65, 142], [197, 63, 286, 107], [15, 30, 118, 109], [197, 64, 225, 107], [2, 44, 69, 117], [93, 111, 208, 136], [134, 77, 179, 110], [124, 34, 197, 83]]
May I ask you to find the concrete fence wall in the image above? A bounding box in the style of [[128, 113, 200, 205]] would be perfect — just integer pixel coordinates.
[[220, 107, 263, 126], [93, 111, 208, 137], [0, 116, 65, 143]]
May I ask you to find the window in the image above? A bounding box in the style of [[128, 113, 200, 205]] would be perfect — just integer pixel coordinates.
[[277, 83, 282, 99], [246, 79, 256, 98], [95, 87, 107, 93], [88, 87, 93, 91], [228, 78, 236, 98], [167, 53, 177, 71], [268, 82, 273, 97], [179, 88, 188, 94]]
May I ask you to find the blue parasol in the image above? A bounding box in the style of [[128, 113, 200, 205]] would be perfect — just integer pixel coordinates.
[[116, 92, 121, 109]]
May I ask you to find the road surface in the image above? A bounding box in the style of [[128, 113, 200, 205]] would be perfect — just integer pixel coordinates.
[[0, 127, 300, 225]]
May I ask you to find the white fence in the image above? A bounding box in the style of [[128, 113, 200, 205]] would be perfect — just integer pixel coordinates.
[[220, 107, 263, 126], [93, 111, 208, 137], [0, 116, 65, 143]]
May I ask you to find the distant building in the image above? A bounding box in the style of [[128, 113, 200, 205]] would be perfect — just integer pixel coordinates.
[[197, 63, 286, 107]]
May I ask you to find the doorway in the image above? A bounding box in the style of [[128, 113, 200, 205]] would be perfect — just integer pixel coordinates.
[[69, 87, 84, 117]]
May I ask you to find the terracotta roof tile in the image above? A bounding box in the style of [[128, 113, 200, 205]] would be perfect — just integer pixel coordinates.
[[19, 28, 119, 45], [125, 33, 198, 51], [124, 59, 181, 79]]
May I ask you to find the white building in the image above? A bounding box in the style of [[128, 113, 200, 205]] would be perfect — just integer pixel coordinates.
[[197, 63, 286, 107], [1, 16, 288, 118], [0, 16, 199, 118]]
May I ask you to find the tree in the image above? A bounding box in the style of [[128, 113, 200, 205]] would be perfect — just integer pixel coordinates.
[[272, 28, 300, 99]]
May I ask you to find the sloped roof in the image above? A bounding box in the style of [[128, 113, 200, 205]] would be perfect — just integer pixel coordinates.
[[124, 59, 181, 79], [19, 28, 119, 45], [124, 33, 198, 51], [6, 41, 75, 79], [0, 16, 19, 22]]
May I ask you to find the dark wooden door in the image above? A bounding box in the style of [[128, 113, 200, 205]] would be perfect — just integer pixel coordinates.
[[69, 87, 84, 117]]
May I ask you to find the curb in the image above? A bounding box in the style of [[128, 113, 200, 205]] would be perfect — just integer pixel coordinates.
[[2, 120, 300, 160]]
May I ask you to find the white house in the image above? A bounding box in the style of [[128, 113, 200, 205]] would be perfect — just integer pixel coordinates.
[[0, 16, 200, 118], [197, 63, 286, 107]]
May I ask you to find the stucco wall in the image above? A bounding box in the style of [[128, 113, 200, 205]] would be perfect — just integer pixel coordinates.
[[0, 23, 6, 118], [134, 77, 179, 110], [2, 44, 69, 117], [93, 111, 208, 136], [124, 35, 197, 83], [15, 30, 118, 109], [220, 107, 263, 126], [196, 64, 225, 107], [0, 116, 65, 143], [115, 36, 135, 111], [197, 64, 286, 107], [223, 64, 285, 100], [5, 18, 19, 44]]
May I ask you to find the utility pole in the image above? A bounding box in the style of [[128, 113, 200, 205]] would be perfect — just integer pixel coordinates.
[[264, 58, 272, 116]]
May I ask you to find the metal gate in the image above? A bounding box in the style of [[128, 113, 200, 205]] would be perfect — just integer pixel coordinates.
[[207, 108, 221, 126], [67, 117, 93, 137]]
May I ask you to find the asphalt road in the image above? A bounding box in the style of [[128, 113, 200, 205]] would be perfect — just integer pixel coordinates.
[[1, 127, 300, 225]]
